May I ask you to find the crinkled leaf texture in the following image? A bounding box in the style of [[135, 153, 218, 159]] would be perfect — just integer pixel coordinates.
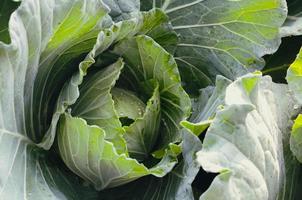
[[197, 73, 301, 200], [103, 0, 140, 21], [141, 0, 287, 92]]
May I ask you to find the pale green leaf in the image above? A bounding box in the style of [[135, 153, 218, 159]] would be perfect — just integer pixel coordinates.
[[124, 83, 161, 161], [31, 0, 111, 144], [111, 88, 146, 120], [57, 113, 179, 190], [98, 130, 202, 200], [197, 74, 300, 200], [71, 60, 127, 154], [286, 47, 302, 103], [290, 115, 302, 163], [181, 76, 231, 135]]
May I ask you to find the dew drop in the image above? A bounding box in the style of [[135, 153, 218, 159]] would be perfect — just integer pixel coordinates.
[[294, 104, 299, 110]]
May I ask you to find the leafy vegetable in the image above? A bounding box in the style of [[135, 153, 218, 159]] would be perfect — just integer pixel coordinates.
[[57, 34, 191, 190], [1, 0, 302, 199]]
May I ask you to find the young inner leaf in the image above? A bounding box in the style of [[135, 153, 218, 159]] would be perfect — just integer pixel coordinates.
[[111, 87, 146, 124]]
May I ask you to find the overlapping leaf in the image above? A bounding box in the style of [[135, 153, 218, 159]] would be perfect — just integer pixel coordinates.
[[112, 35, 191, 147], [57, 34, 191, 190], [142, 0, 287, 92], [97, 130, 202, 200], [181, 76, 231, 135], [58, 113, 178, 190], [197, 74, 300, 200], [0, 0, 300, 199]]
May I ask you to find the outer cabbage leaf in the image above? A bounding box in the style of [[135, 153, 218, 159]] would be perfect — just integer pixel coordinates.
[[141, 0, 287, 92], [197, 74, 301, 200], [0, 0, 111, 198], [32, 0, 111, 145]]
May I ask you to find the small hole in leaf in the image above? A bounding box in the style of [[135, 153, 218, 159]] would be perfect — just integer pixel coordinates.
[[120, 117, 134, 126]]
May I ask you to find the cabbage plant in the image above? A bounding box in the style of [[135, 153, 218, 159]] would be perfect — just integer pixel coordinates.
[[1, 0, 302, 199], [57, 34, 191, 189]]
